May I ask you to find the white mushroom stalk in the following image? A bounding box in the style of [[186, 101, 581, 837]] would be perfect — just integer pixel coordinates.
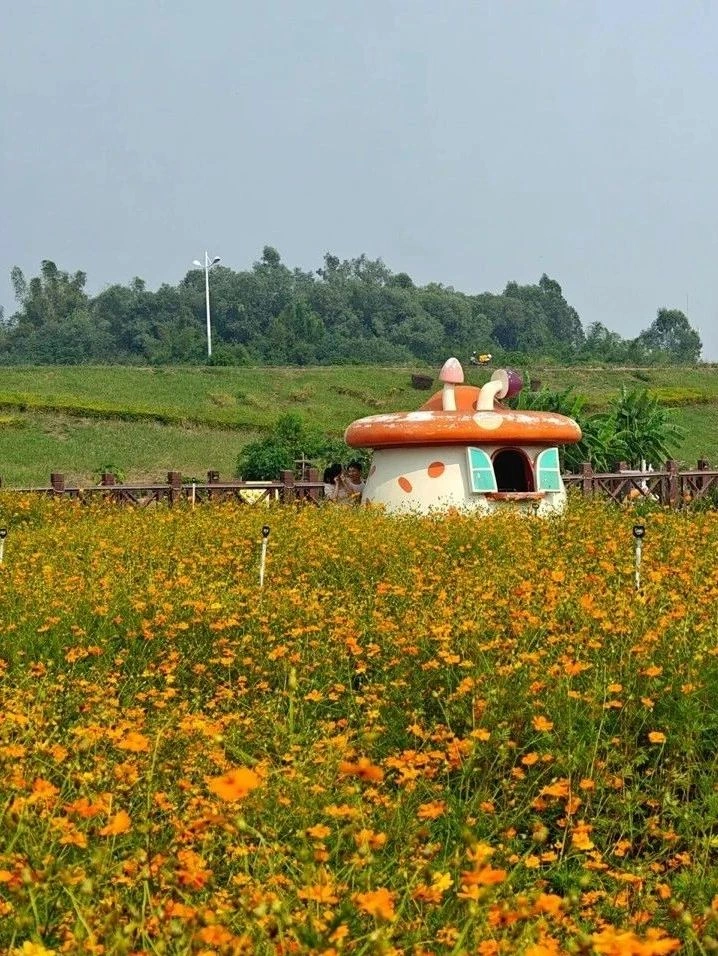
[[439, 357, 464, 411]]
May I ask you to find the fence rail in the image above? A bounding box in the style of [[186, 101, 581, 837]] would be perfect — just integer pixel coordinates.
[[0, 470, 326, 507], [0, 460, 716, 508], [563, 459, 718, 507]]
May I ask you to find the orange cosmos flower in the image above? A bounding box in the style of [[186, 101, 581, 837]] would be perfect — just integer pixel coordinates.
[[99, 809, 132, 836], [196, 925, 234, 946], [354, 887, 396, 921], [176, 848, 212, 889], [207, 766, 261, 801], [354, 828, 387, 851], [29, 778, 59, 804], [117, 731, 150, 753], [571, 821, 595, 851], [417, 800, 446, 820], [306, 823, 332, 840], [338, 757, 384, 782], [460, 865, 507, 887], [648, 731, 667, 744], [532, 716, 554, 732]]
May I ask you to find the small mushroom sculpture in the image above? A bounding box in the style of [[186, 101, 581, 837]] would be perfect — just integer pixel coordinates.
[[439, 357, 464, 411], [476, 368, 524, 409]]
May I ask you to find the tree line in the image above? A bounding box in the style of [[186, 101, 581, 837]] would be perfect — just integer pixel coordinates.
[[0, 248, 703, 366]]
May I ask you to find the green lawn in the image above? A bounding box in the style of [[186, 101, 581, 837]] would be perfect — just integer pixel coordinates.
[[0, 412, 260, 487], [668, 404, 718, 466], [0, 364, 716, 485], [0, 365, 420, 431]]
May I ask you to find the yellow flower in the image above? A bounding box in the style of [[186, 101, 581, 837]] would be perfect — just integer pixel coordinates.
[[13, 943, 56, 956]]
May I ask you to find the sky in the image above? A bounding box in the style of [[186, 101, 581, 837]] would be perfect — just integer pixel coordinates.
[[1, 0, 717, 358]]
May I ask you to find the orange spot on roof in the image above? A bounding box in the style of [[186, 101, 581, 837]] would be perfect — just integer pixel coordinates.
[[428, 461, 445, 478], [421, 385, 483, 412], [398, 476, 412, 493]]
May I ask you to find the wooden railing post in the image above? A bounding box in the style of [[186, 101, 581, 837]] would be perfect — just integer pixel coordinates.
[[50, 473, 65, 493], [307, 467, 320, 502], [101, 472, 116, 486], [697, 459, 710, 496], [206, 471, 219, 501], [666, 459, 679, 508], [168, 471, 182, 505], [281, 469, 295, 503], [580, 462, 593, 498]]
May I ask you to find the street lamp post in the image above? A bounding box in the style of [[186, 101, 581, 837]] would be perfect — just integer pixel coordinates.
[[192, 252, 221, 358]]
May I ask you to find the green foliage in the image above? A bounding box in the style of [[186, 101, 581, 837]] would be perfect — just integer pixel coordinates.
[[235, 413, 350, 480], [636, 309, 702, 364], [514, 385, 683, 472], [1, 254, 702, 367], [608, 386, 683, 467], [92, 463, 127, 484]]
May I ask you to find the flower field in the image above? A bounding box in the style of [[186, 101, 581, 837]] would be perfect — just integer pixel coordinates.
[[1, 497, 718, 955]]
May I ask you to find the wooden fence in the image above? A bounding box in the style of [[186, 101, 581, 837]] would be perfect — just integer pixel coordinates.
[[0, 460, 716, 508], [563, 459, 718, 507], [0, 470, 326, 507]]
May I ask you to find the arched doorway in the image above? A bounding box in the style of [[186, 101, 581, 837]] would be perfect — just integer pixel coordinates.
[[493, 449, 534, 492]]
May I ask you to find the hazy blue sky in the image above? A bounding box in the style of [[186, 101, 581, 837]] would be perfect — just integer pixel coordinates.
[[2, 0, 716, 358]]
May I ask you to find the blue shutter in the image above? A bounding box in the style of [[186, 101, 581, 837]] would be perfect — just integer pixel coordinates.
[[467, 447, 497, 493], [536, 447, 562, 492]]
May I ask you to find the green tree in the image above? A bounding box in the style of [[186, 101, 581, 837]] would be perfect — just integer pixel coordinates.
[[10, 261, 89, 330], [580, 322, 632, 364], [635, 309, 702, 363]]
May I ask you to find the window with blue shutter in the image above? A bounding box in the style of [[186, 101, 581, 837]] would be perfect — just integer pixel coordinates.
[[467, 447, 497, 493], [536, 447, 562, 492]]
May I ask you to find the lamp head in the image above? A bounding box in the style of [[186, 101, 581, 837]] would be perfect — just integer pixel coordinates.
[[192, 260, 202, 267]]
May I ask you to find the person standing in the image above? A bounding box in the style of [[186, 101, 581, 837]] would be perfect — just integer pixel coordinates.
[[342, 460, 365, 502]]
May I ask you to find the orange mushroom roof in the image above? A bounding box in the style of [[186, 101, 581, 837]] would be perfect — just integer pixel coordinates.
[[344, 386, 582, 449]]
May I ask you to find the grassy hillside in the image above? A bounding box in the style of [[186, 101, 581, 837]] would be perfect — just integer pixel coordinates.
[[0, 364, 716, 485]]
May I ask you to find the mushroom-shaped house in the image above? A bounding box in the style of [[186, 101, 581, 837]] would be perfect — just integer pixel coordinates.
[[344, 359, 582, 515]]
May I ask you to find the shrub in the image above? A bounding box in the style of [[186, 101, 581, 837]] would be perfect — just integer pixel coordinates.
[[236, 412, 352, 480], [514, 386, 683, 472]]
